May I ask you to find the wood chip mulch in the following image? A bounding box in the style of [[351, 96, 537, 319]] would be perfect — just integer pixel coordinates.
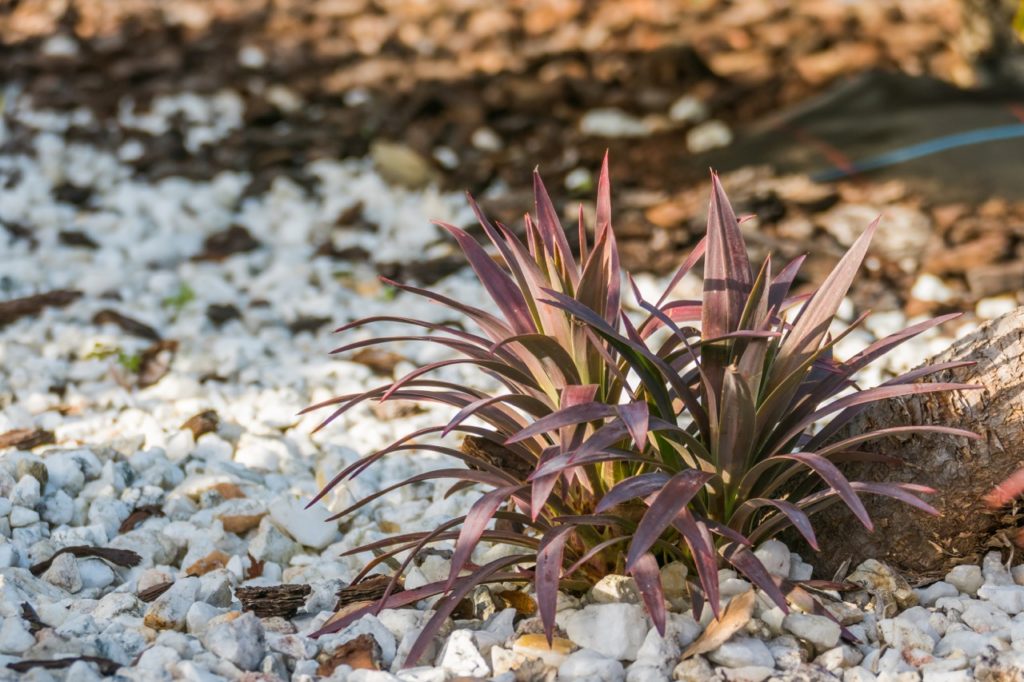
[[7, 656, 120, 676], [118, 504, 164, 533], [0, 428, 55, 450], [334, 574, 402, 610], [236, 583, 311, 619], [137, 581, 174, 603], [0, 290, 81, 328]]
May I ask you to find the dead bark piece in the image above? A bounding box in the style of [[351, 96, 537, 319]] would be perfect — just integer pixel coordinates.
[[236, 584, 311, 618], [92, 309, 161, 341], [334, 575, 402, 610], [194, 225, 261, 261], [58, 229, 99, 249], [118, 504, 164, 533], [7, 656, 119, 676], [138, 581, 174, 602], [181, 410, 219, 439], [30, 546, 142, 576], [462, 435, 534, 481], [806, 306, 1024, 581], [137, 339, 178, 387], [351, 348, 406, 375], [0, 428, 55, 450], [318, 633, 382, 675], [21, 603, 46, 633], [0, 290, 81, 328]]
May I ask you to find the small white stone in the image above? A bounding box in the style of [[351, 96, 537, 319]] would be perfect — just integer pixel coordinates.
[[11, 476, 41, 508], [78, 558, 115, 590], [783, 613, 840, 651], [753, 540, 791, 578], [668, 95, 708, 124], [843, 666, 877, 682], [437, 629, 489, 678], [559, 648, 624, 681], [983, 551, 1013, 586], [978, 584, 1024, 614], [960, 601, 1010, 633], [9, 506, 40, 528], [815, 644, 863, 671], [590, 574, 640, 604], [708, 636, 774, 669], [916, 581, 959, 607], [268, 497, 339, 549], [238, 45, 266, 69], [788, 554, 814, 582], [42, 552, 82, 593], [976, 295, 1018, 320], [186, 602, 225, 637], [470, 128, 503, 152], [945, 565, 983, 596], [565, 603, 649, 661], [580, 109, 652, 138], [40, 490, 74, 526], [686, 120, 732, 153], [144, 576, 200, 630], [934, 629, 996, 658], [720, 666, 774, 682], [203, 611, 266, 671], [910, 274, 954, 303], [0, 617, 35, 654], [878, 617, 936, 653]]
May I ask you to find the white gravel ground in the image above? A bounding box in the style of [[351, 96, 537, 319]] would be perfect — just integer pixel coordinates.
[[0, 88, 1017, 682]]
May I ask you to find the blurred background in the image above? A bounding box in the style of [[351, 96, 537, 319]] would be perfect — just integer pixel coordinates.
[[3, 0, 1024, 317]]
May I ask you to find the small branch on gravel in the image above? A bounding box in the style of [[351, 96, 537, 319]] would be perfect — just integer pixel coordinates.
[[0, 290, 81, 328], [7, 656, 119, 676], [0, 428, 55, 450], [20, 603, 47, 633], [118, 505, 165, 534], [138, 581, 174, 602], [92, 309, 161, 341], [30, 546, 142, 576]]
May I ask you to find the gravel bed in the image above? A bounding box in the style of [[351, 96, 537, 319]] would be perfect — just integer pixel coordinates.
[[0, 87, 1018, 682]]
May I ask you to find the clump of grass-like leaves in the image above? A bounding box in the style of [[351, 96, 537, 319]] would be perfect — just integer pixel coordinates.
[[305, 155, 978, 665]]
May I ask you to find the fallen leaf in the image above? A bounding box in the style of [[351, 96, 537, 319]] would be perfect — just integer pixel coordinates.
[[681, 588, 755, 660]]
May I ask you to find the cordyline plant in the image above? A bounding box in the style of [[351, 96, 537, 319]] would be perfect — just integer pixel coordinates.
[[304, 155, 978, 665]]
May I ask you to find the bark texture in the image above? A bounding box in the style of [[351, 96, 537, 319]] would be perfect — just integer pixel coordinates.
[[804, 306, 1024, 582]]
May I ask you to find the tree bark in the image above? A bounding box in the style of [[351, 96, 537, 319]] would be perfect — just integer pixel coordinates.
[[801, 306, 1024, 583]]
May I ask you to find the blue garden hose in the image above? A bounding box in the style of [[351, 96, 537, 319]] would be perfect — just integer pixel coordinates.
[[811, 123, 1024, 182]]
